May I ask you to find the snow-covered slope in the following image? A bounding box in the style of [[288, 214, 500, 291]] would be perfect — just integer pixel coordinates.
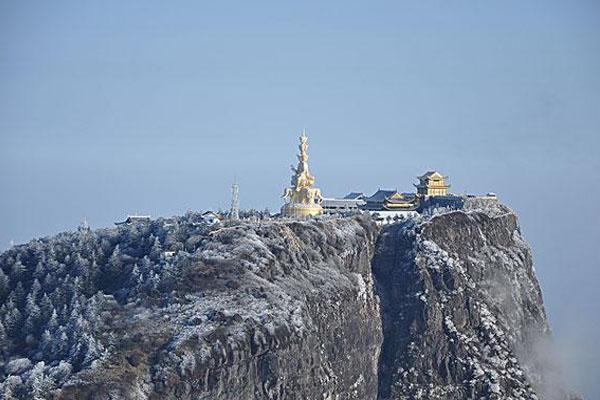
[[0, 207, 579, 399], [0, 215, 382, 399]]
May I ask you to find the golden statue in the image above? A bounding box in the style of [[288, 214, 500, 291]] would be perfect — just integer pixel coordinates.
[[281, 130, 323, 218]]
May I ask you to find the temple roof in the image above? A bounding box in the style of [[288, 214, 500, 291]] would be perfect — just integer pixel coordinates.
[[366, 189, 398, 203], [386, 193, 417, 204], [344, 192, 365, 200], [417, 171, 446, 180]]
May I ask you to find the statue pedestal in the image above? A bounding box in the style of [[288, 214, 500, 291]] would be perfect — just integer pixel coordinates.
[[281, 202, 323, 219]]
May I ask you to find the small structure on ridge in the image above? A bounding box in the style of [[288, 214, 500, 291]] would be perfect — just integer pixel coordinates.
[[115, 215, 151, 225], [201, 211, 222, 225]]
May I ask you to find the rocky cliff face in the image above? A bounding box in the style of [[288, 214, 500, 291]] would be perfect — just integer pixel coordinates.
[[0, 207, 577, 399], [0, 216, 382, 399], [116, 218, 382, 400], [373, 207, 575, 399]]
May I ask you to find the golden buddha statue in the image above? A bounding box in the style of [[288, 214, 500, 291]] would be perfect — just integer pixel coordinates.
[[281, 130, 323, 218]]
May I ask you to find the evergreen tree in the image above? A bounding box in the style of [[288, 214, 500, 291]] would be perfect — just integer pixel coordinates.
[[84, 260, 100, 295], [0, 320, 8, 355], [0, 268, 9, 300], [43, 272, 56, 292], [33, 262, 45, 281], [51, 326, 69, 358], [150, 236, 162, 260], [131, 263, 143, 286], [11, 260, 26, 278], [29, 361, 54, 400], [30, 279, 42, 301], [103, 245, 124, 290], [39, 329, 53, 357], [58, 305, 68, 325], [24, 291, 42, 333], [46, 309, 59, 332], [39, 294, 53, 323], [12, 282, 26, 309], [3, 300, 23, 337]]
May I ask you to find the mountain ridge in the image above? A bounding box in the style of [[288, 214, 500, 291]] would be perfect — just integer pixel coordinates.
[[0, 206, 579, 399]]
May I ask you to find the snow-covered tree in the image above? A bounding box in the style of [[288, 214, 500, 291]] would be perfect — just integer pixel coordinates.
[[0, 268, 9, 299], [3, 299, 23, 337]]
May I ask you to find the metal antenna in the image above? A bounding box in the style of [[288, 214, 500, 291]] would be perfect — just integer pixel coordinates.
[[230, 177, 239, 220]]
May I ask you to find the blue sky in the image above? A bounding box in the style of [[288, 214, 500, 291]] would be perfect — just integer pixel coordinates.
[[1, 1, 599, 396]]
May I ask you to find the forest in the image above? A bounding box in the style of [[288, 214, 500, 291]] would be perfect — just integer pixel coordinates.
[[0, 211, 253, 398]]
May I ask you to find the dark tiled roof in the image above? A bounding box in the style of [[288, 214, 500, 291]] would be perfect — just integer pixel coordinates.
[[366, 189, 397, 203], [418, 171, 438, 178], [417, 171, 448, 181], [343, 192, 365, 200]]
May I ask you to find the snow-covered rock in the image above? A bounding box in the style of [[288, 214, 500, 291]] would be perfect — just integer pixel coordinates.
[[0, 207, 580, 399], [373, 208, 579, 400]]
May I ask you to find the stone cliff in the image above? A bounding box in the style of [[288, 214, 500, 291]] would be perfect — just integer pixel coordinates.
[[0, 207, 577, 399], [374, 207, 575, 399]]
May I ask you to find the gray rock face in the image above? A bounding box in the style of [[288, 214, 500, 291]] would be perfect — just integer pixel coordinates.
[[0, 207, 578, 399], [373, 209, 576, 400], [59, 217, 382, 400]]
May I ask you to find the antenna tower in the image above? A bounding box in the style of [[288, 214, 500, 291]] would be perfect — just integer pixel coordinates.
[[230, 179, 239, 220]]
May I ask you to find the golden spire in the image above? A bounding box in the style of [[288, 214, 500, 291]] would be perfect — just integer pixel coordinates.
[[281, 130, 323, 218]]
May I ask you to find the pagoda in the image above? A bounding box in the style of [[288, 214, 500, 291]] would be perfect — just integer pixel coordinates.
[[415, 171, 450, 197], [281, 130, 323, 218]]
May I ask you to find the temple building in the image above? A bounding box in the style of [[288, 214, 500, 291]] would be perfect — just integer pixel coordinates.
[[275, 144, 488, 223], [415, 171, 450, 197], [360, 189, 420, 223], [281, 130, 323, 218], [321, 192, 366, 214], [363, 189, 419, 211]]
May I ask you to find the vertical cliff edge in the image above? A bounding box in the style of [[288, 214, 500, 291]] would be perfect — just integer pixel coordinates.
[[373, 206, 577, 400], [0, 207, 578, 399]]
